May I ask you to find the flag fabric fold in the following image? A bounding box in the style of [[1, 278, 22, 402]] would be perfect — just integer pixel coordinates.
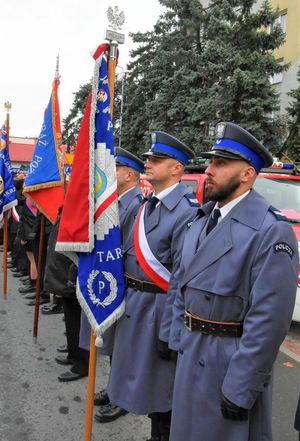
[[56, 44, 125, 345], [0, 124, 17, 222], [23, 77, 64, 223]]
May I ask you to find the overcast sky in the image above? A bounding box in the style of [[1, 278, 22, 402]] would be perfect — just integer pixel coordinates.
[[0, 0, 164, 138]]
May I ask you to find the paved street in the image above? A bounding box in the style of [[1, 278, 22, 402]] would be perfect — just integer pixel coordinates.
[[0, 259, 299, 441]]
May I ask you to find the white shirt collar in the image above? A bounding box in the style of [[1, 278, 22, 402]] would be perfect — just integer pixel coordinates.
[[153, 182, 179, 201], [214, 190, 250, 220]]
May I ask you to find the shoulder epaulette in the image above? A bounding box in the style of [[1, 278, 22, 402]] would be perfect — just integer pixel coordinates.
[[184, 193, 201, 207], [269, 205, 288, 221]]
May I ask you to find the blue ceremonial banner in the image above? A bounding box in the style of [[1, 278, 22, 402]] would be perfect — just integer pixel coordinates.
[[23, 77, 64, 223], [24, 88, 63, 189], [56, 45, 125, 346], [77, 52, 125, 345], [0, 124, 17, 222]]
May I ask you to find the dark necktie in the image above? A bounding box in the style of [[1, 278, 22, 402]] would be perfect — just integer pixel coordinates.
[[147, 196, 159, 217], [206, 208, 221, 235]]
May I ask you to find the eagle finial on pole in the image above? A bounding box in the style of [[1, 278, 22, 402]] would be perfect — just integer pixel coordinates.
[[55, 54, 60, 80], [107, 5, 125, 31]]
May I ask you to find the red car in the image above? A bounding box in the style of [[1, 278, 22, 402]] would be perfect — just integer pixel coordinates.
[[140, 160, 300, 322]]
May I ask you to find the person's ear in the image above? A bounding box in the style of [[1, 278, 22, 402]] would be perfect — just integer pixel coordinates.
[[241, 165, 256, 183]]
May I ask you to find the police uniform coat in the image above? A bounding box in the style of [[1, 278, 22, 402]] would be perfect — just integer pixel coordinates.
[[107, 182, 199, 415], [169, 189, 298, 441], [100, 185, 143, 356]]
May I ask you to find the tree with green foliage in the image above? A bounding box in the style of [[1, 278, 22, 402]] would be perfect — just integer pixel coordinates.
[[120, 0, 287, 155], [63, 0, 287, 156], [62, 82, 91, 147], [62, 74, 124, 149]]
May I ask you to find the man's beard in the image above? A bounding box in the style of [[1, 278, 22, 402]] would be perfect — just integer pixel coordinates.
[[205, 178, 240, 202]]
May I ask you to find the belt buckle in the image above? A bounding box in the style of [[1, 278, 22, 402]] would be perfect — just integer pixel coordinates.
[[184, 312, 192, 331]]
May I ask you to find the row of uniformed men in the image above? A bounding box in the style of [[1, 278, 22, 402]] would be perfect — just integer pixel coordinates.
[[83, 123, 298, 441]]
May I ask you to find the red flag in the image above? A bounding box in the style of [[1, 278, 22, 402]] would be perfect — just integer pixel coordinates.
[[56, 44, 110, 250]]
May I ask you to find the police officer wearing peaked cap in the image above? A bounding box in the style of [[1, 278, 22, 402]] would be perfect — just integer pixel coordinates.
[[92, 146, 145, 424], [115, 146, 145, 173], [201, 121, 273, 171], [168, 122, 298, 441], [107, 130, 200, 441], [142, 130, 195, 164]]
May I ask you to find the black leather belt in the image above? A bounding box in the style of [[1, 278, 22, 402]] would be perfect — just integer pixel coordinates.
[[184, 311, 243, 337], [125, 275, 165, 294]]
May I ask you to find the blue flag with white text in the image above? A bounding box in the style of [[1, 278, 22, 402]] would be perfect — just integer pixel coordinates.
[[24, 89, 63, 188], [0, 124, 17, 222], [23, 77, 64, 223]]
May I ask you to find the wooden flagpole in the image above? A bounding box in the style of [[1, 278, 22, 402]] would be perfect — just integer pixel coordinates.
[[33, 214, 45, 340], [33, 55, 61, 339], [3, 213, 8, 297], [3, 102, 12, 298], [83, 41, 118, 441]]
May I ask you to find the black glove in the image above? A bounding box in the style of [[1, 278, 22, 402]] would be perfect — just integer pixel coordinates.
[[221, 394, 248, 421], [157, 339, 173, 361]]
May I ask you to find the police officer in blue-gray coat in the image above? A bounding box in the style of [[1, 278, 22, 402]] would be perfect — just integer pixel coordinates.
[[107, 132, 200, 441], [169, 122, 298, 441], [93, 148, 145, 423]]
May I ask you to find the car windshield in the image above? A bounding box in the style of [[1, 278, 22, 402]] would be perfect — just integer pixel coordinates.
[[254, 177, 300, 220]]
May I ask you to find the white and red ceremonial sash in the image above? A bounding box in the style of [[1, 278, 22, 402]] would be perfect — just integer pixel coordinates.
[[134, 203, 171, 292], [11, 206, 19, 223]]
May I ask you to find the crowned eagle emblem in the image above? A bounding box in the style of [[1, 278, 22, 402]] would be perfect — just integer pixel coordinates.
[[107, 6, 125, 31]]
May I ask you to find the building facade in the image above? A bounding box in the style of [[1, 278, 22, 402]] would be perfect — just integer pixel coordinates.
[[260, 0, 300, 115], [201, 0, 300, 116], [9, 136, 37, 173]]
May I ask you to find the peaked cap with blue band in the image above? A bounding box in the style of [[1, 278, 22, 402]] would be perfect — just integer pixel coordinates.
[[202, 122, 273, 171], [115, 147, 144, 173], [142, 131, 195, 165]]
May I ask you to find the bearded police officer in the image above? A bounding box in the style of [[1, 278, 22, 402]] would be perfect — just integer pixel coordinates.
[[107, 132, 200, 441], [169, 122, 298, 441]]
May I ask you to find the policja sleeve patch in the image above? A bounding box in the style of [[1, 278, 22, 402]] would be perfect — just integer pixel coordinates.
[[273, 242, 294, 259]]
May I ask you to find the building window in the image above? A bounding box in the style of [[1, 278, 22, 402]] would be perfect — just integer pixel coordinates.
[[270, 60, 284, 85], [273, 11, 287, 33]]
